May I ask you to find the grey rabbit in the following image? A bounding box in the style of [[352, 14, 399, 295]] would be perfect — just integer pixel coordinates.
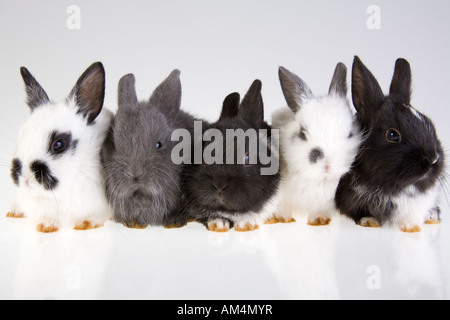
[[102, 70, 196, 228]]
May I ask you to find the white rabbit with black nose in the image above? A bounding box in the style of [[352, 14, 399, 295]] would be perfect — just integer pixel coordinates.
[[271, 63, 362, 225], [7, 62, 113, 232]]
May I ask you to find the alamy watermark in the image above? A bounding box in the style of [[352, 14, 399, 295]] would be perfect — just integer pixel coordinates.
[[366, 265, 381, 290], [66, 5, 81, 30], [367, 5, 381, 30], [171, 121, 280, 176]]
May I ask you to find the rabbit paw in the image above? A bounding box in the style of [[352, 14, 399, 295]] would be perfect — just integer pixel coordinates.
[[235, 223, 259, 232], [36, 223, 59, 233], [124, 221, 147, 229], [358, 217, 381, 228], [6, 211, 24, 218], [164, 222, 187, 229], [425, 210, 441, 225], [207, 219, 230, 232], [424, 218, 441, 225], [74, 221, 103, 231], [399, 223, 422, 233], [307, 216, 331, 226], [264, 216, 296, 224]]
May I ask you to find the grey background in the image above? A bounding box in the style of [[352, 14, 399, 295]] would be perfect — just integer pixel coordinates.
[[0, 0, 449, 300]]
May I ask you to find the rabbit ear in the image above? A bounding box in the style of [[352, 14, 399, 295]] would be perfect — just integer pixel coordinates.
[[238, 80, 264, 128], [68, 62, 105, 125], [149, 69, 181, 117], [20, 67, 50, 111], [389, 58, 412, 104], [351, 56, 385, 121], [219, 92, 240, 121], [328, 62, 348, 97], [278, 66, 313, 112], [118, 73, 138, 109]]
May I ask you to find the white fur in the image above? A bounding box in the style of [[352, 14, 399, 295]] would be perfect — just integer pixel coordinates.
[[390, 185, 440, 230], [352, 181, 441, 230], [11, 100, 113, 230], [272, 94, 362, 224]]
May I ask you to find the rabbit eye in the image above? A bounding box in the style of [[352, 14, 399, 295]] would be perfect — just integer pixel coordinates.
[[48, 131, 74, 157], [299, 126, 308, 141], [156, 141, 162, 149], [51, 139, 67, 153], [386, 129, 401, 143]]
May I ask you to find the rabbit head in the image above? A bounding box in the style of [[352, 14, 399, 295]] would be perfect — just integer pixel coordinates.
[[351, 56, 444, 193], [11, 62, 108, 196], [276, 63, 361, 181]]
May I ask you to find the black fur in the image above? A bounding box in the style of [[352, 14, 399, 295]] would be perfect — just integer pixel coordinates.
[[309, 147, 324, 164], [181, 80, 280, 228], [30, 160, 59, 190], [335, 57, 445, 225], [11, 158, 22, 186]]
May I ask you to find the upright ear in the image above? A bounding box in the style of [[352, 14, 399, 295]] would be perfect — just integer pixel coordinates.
[[389, 58, 412, 104], [278, 66, 313, 112], [238, 80, 264, 128], [20, 67, 50, 111], [219, 92, 240, 121], [328, 62, 348, 97], [118, 73, 138, 109], [68, 62, 105, 125], [149, 69, 181, 117], [351, 56, 385, 121]]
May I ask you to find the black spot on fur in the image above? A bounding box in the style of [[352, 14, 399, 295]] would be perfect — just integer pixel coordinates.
[[30, 160, 59, 190], [11, 158, 22, 186], [309, 148, 324, 164]]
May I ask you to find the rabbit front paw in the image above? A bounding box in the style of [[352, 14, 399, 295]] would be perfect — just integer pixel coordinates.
[[207, 219, 230, 232]]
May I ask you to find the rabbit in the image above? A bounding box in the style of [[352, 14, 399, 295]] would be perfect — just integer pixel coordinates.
[[271, 63, 362, 226], [7, 62, 114, 232], [102, 70, 196, 228], [335, 56, 446, 232], [181, 80, 280, 232]]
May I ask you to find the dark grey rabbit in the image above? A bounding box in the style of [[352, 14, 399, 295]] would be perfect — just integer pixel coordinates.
[[181, 80, 280, 232], [102, 70, 195, 228], [335, 57, 446, 232]]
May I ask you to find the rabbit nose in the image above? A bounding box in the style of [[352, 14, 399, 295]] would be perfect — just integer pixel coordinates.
[[421, 153, 440, 171], [431, 154, 440, 165], [212, 177, 228, 192]]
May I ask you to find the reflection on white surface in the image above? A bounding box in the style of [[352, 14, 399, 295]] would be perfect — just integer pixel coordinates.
[[0, 212, 449, 300]]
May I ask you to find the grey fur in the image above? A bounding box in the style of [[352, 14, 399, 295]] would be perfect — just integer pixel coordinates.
[[102, 70, 196, 227], [68, 62, 106, 125], [278, 66, 314, 112], [328, 62, 348, 97], [20, 67, 50, 111]]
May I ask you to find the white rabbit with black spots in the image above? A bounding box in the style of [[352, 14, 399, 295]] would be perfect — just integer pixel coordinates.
[[272, 63, 362, 225], [8, 62, 113, 232]]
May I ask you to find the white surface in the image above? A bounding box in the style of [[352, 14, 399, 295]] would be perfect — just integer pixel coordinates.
[[0, 215, 449, 300], [1, 0, 450, 300]]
